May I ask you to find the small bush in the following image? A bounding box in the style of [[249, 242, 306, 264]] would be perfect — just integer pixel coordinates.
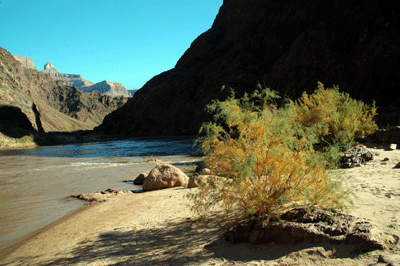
[[15, 135, 34, 144], [191, 84, 353, 225], [286, 82, 378, 167]]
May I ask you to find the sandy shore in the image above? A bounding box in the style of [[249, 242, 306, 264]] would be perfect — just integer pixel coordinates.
[[1, 144, 399, 265]]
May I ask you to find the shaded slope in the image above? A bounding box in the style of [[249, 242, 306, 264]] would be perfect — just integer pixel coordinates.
[[98, 0, 400, 137], [0, 47, 39, 136]]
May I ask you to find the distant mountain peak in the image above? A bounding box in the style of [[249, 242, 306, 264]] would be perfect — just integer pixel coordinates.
[[82, 80, 131, 97], [41, 64, 130, 97], [44, 62, 56, 71], [41, 62, 93, 88]]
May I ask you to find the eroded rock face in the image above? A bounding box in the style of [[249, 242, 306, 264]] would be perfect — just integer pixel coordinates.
[[1, 48, 38, 134], [13, 55, 37, 70], [82, 80, 131, 98], [224, 208, 389, 252], [24, 68, 129, 131], [142, 164, 189, 192], [44, 62, 56, 71], [97, 0, 400, 137], [1, 47, 129, 135], [42, 61, 95, 88], [41, 63, 131, 97]]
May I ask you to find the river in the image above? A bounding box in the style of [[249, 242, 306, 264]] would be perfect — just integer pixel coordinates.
[[0, 136, 201, 252]]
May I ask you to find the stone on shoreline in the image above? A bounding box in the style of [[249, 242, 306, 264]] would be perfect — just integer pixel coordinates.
[[133, 171, 150, 185], [223, 208, 389, 252], [142, 164, 189, 192], [68, 188, 133, 205]]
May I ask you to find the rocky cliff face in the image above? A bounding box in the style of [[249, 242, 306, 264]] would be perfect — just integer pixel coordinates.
[[82, 80, 131, 98], [24, 68, 129, 131], [13, 55, 37, 70], [1, 49, 38, 137], [97, 0, 400, 137], [1, 47, 128, 137], [42, 62, 95, 88], [41, 62, 131, 97]]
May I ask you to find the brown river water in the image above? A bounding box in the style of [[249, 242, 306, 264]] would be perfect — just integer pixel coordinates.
[[0, 137, 201, 252]]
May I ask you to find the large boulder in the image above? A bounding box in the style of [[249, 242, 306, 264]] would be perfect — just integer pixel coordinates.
[[133, 171, 150, 185], [142, 164, 189, 191]]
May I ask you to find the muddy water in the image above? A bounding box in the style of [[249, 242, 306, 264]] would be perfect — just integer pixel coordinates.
[[0, 137, 201, 251]]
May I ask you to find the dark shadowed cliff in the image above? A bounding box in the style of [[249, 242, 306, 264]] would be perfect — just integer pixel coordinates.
[[97, 0, 400, 137]]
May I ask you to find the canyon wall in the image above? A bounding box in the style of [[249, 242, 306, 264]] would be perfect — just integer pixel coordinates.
[[97, 0, 400, 137]]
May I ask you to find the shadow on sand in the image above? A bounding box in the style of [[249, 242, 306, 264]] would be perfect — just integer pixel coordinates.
[[5, 216, 363, 266]]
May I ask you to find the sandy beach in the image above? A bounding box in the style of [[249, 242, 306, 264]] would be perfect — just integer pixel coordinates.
[[1, 144, 399, 266]]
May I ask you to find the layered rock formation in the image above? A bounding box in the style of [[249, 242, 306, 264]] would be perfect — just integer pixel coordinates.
[[13, 55, 37, 70], [42, 62, 95, 88], [24, 68, 129, 131], [42, 62, 131, 97], [97, 0, 400, 137], [83, 80, 131, 98], [1, 47, 128, 137], [1, 50, 39, 137]]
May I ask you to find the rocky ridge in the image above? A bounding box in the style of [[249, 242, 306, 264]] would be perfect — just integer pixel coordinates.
[[24, 68, 128, 130], [1, 47, 128, 140], [83, 80, 131, 98], [41, 62, 131, 97], [97, 0, 400, 137], [13, 55, 37, 70], [42, 62, 95, 88], [1, 51, 39, 137]]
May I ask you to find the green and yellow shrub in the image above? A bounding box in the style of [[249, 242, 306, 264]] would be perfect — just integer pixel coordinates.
[[191, 84, 355, 225], [0, 133, 36, 149], [287, 82, 378, 167]]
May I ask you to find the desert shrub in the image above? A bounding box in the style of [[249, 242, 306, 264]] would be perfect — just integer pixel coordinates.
[[286, 82, 378, 167], [191, 86, 352, 225], [15, 135, 34, 144]]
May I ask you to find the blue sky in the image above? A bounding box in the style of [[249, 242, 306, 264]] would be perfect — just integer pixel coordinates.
[[0, 0, 223, 90]]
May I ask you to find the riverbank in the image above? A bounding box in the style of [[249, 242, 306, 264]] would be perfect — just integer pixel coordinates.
[[1, 144, 400, 265], [0, 137, 201, 253], [0, 133, 37, 150], [0, 131, 123, 150]]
